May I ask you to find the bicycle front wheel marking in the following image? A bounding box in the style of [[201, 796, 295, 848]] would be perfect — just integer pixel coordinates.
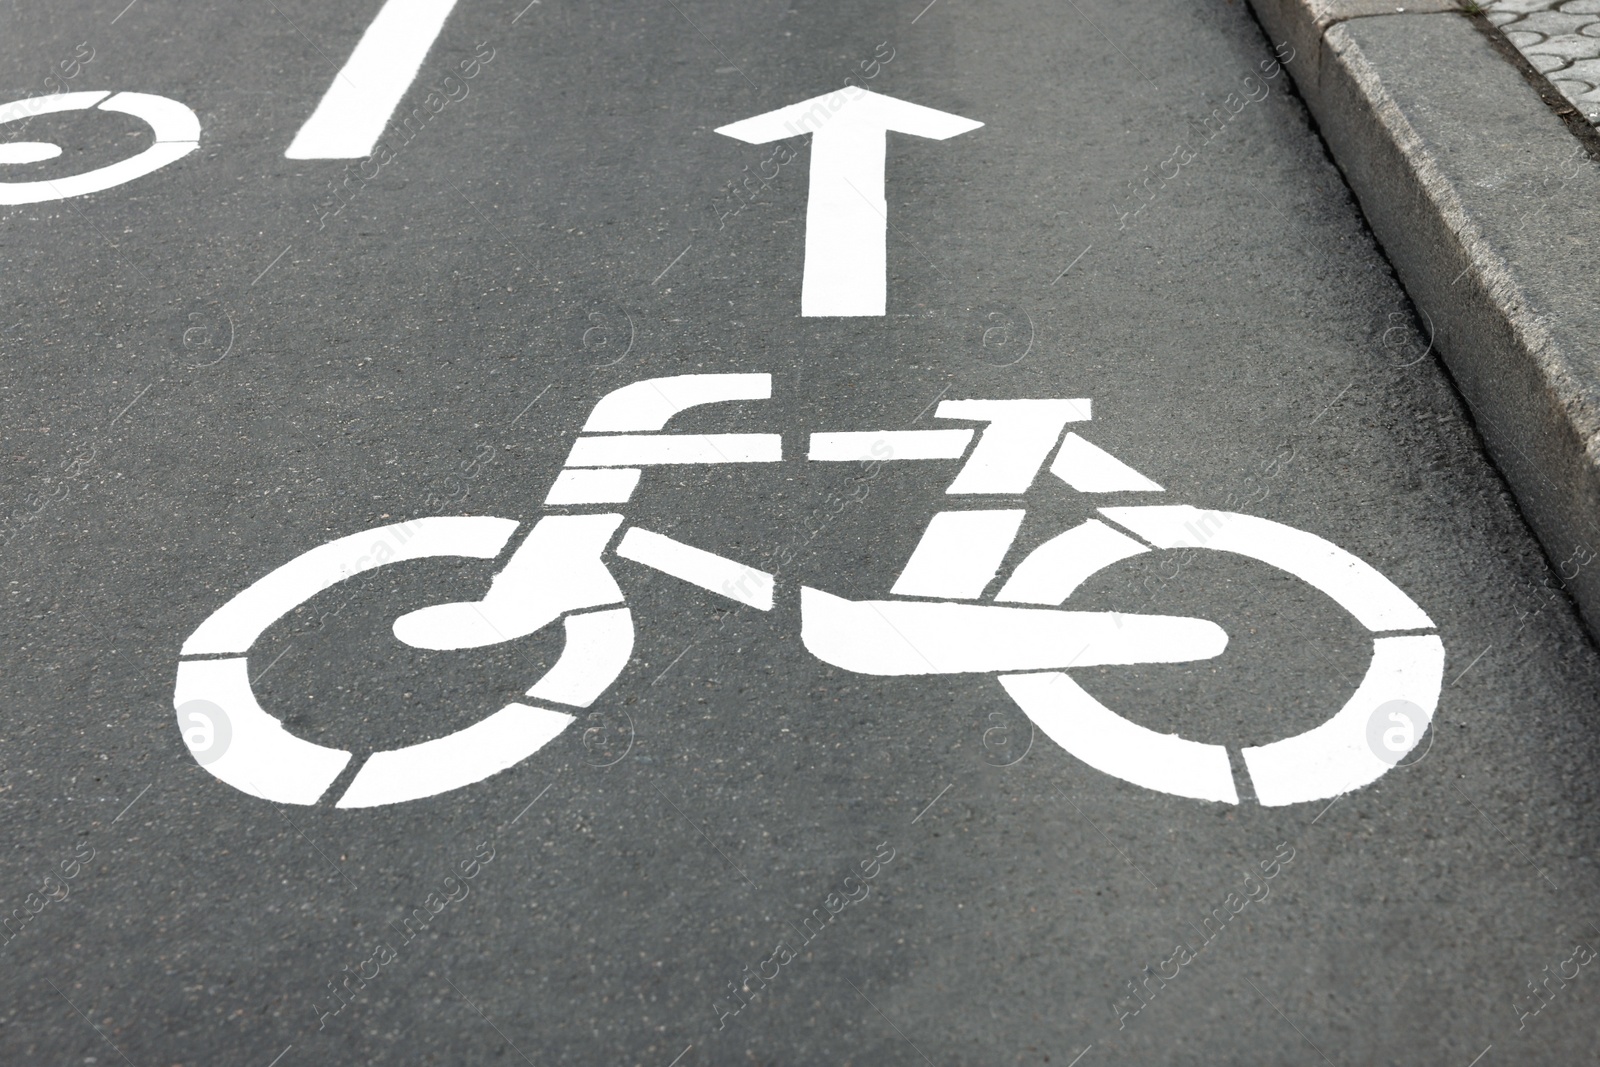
[[1072, 506, 1443, 806]]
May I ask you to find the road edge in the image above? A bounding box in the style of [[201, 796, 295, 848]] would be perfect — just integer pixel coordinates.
[[1246, 0, 1600, 641]]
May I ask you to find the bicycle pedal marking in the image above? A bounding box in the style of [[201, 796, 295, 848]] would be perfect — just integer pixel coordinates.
[[0, 91, 200, 205]]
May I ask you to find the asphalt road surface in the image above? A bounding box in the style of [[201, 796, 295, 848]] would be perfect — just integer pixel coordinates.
[[3, 1, 1599, 1064]]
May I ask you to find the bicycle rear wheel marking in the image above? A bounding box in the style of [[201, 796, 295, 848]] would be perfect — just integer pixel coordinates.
[[175, 516, 610, 807]]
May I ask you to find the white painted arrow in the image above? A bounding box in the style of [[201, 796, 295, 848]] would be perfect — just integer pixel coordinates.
[[716, 88, 982, 317]]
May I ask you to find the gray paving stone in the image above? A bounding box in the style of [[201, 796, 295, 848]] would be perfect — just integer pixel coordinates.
[[1513, 9, 1597, 31], [1505, 28, 1550, 44], [1523, 31, 1600, 55], [1487, 0, 1564, 13], [1554, 53, 1600, 75], [1560, 0, 1600, 13]]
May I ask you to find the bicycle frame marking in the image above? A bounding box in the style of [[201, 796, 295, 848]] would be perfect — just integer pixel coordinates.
[[174, 373, 1443, 810]]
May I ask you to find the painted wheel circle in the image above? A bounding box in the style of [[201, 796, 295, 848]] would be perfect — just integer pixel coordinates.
[[173, 517, 630, 807], [0, 91, 199, 205], [997, 506, 1443, 806]]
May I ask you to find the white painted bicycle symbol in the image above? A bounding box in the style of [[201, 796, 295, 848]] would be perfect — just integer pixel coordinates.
[[174, 374, 1442, 809]]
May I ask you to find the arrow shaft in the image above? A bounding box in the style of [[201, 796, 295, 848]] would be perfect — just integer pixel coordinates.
[[802, 128, 888, 317]]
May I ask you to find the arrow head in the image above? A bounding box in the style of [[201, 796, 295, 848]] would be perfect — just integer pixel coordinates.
[[715, 86, 982, 145]]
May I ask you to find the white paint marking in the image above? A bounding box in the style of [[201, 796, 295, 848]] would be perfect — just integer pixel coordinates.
[[1243, 635, 1444, 806], [182, 517, 518, 655], [286, 0, 462, 159], [544, 468, 642, 505], [0, 91, 198, 205], [890, 510, 1025, 599], [996, 519, 1151, 605], [617, 527, 774, 610], [584, 373, 771, 432], [174, 658, 353, 804], [564, 433, 782, 467], [0, 142, 62, 164], [800, 588, 1227, 675], [525, 607, 635, 707], [336, 703, 574, 808], [1000, 672, 1239, 804], [716, 88, 981, 316], [937, 398, 1089, 494], [393, 514, 625, 650], [665, 1045, 694, 1067], [1049, 433, 1163, 492], [265, 1045, 294, 1067], [1100, 506, 1436, 632], [807, 429, 973, 461]]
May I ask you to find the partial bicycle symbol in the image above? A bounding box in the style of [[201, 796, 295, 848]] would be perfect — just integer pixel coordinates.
[[0, 91, 200, 205], [175, 374, 1442, 809]]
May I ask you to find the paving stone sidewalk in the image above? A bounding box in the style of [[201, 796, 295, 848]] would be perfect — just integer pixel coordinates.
[[1486, 0, 1600, 120]]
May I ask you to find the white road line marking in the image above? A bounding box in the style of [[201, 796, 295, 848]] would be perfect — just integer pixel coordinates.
[[265, 1045, 294, 1067], [286, 0, 461, 160], [807, 429, 972, 461], [665, 1045, 694, 1067]]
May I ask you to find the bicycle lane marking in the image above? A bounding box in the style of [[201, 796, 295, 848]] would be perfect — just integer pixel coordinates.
[[286, 0, 462, 159]]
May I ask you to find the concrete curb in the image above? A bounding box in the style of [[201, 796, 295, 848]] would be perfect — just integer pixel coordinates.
[[1246, 0, 1600, 638]]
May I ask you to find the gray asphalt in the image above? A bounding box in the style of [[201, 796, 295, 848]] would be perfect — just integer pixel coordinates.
[[3, 0, 1599, 1064]]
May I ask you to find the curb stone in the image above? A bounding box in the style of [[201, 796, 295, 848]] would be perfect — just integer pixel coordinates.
[[1247, 0, 1600, 640]]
